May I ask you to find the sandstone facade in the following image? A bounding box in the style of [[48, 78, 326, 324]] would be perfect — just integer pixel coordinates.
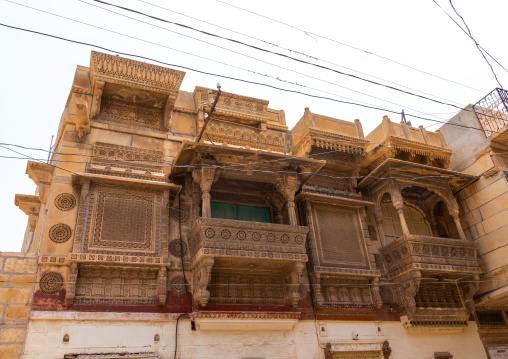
[[3, 51, 507, 358]]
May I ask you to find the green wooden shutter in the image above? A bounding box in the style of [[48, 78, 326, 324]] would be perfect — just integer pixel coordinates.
[[211, 202, 271, 223]]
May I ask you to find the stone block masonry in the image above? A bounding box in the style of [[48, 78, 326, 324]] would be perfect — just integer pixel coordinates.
[[0, 252, 38, 359]]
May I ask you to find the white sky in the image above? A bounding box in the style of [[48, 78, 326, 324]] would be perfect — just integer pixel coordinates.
[[1, 0, 507, 252]]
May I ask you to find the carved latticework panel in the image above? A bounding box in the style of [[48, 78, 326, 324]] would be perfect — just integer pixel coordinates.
[[75, 265, 158, 305], [208, 271, 286, 305], [74, 184, 165, 257], [86, 142, 166, 182], [99, 98, 163, 130], [321, 277, 374, 309], [311, 204, 368, 268], [415, 282, 462, 308]]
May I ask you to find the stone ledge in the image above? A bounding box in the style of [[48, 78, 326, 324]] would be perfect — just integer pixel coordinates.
[[30, 311, 184, 321]]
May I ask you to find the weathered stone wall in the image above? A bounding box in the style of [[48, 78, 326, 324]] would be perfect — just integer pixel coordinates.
[[0, 252, 38, 359], [22, 315, 487, 359]]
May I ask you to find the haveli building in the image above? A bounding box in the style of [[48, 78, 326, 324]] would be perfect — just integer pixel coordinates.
[[2, 51, 508, 359]]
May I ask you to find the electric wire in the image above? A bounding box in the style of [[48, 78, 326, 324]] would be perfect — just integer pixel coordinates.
[[67, 0, 468, 117], [215, 0, 487, 93], [133, 0, 465, 106], [432, 0, 508, 77], [1, 18, 505, 148], [89, 0, 474, 111]]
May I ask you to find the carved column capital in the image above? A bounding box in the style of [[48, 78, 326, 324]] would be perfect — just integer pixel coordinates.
[[192, 164, 219, 218], [275, 175, 301, 226]]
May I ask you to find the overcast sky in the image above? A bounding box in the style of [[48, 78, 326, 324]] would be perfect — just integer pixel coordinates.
[[1, 0, 507, 252]]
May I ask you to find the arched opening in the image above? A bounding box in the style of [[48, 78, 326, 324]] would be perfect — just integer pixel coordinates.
[[433, 201, 459, 239], [380, 192, 432, 244]]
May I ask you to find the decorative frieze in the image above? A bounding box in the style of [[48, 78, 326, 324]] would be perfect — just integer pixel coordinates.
[[68, 252, 170, 266], [90, 51, 185, 96]]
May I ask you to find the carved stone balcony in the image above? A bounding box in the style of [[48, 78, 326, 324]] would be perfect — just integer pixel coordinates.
[[188, 218, 308, 264], [380, 235, 481, 277], [187, 218, 309, 307]]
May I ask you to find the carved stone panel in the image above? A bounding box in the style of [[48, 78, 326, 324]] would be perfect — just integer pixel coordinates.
[[208, 270, 286, 305], [74, 265, 158, 305], [311, 204, 369, 268], [99, 98, 164, 130], [74, 184, 165, 257]]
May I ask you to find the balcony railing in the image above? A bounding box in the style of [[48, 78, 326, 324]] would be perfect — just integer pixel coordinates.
[[188, 217, 309, 264], [379, 234, 480, 276]]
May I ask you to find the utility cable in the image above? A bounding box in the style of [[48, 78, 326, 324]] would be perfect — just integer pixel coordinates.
[[0, 21, 504, 147], [432, 0, 508, 77], [215, 0, 486, 93], [89, 0, 472, 110], [71, 0, 465, 117], [0, 17, 503, 144], [133, 0, 465, 106]]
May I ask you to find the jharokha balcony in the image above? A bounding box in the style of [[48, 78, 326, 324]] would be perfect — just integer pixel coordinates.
[[380, 234, 481, 278], [187, 217, 309, 309]]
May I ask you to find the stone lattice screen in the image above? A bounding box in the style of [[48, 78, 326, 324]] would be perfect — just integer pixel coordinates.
[[0, 252, 38, 359]]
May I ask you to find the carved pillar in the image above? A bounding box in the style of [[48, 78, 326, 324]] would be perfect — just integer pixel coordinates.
[[446, 198, 467, 240], [373, 206, 387, 246], [157, 267, 167, 307], [287, 262, 305, 307], [194, 257, 214, 307], [65, 262, 78, 307], [192, 164, 218, 218], [371, 277, 383, 309], [389, 187, 410, 236], [311, 273, 325, 308], [275, 175, 301, 226]]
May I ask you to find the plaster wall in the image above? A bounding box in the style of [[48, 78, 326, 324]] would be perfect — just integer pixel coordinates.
[[23, 314, 487, 359], [439, 105, 490, 172]]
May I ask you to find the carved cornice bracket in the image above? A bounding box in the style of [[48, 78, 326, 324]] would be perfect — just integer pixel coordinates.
[[26, 161, 54, 204], [287, 262, 305, 307], [14, 194, 41, 231], [90, 80, 104, 119]]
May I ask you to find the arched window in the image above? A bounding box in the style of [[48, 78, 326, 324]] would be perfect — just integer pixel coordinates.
[[381, 195, 431, 244], [434, 201, 459, 239]]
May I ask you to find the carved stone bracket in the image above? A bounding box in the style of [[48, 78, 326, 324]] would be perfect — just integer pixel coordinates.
[[371, 277, 384, 309], [157, 267, 167, 306], [311, 273, 325, 308], [90, 80, 105, 119], [275, 175, 301, 226], [193, 257, 214, 307], [461, 274, 480, 314], [26, 161, 55, 204], [287, 262, 305, 307], [75, 95, 90, 142], [402, 270, 421, 315], [266, 192, 285, 224], [65, 262, 79, 307], [14, 194, 41, 231]]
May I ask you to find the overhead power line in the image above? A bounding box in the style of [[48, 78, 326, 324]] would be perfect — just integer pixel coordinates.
[[7, 0, 456, 121], [215, 0, 486, 93], [0, 21, 505, 147], [432, 0, 508, 80], [132, 0, 465, 106], [89, 0, 472, 111]]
